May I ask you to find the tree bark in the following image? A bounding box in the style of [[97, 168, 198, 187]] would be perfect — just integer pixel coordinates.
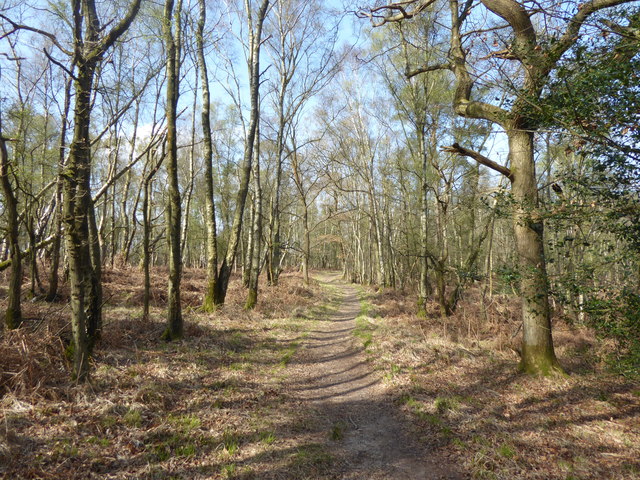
[[47, 75, 72, 303], [0, 126, 22, 330], [509, 129, 562, 374], [62, 0, 142, 381], [161, 0, 183, 341], [64, 62, 97, 381], [245, 126, 263, 309], [197, 0, 219, 312]]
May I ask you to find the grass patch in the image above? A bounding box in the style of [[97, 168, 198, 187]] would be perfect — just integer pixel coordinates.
[[434, 396, 460, 414], [147, 431, 200, 462], [222, 429, 241, 456], [353, 316, 376, 349], [497, 443, 516, 459], [293, 443, 334, 470], [279, 342, 299, 366], [259, 431, 276, 445], [168, 413, 201, 430], [123, 408, 142, 427]]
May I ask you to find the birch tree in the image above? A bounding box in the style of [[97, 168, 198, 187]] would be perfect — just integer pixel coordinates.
[[214, 0, 271, 305], [162, 0, 184, 340]]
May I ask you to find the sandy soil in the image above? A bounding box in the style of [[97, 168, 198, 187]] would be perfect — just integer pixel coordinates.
[[285, 273, 465, 479]]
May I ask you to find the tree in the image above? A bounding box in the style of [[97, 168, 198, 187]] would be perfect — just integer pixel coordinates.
[[214, 0, 271, 306], [0, 113, 22, 329], [197, 0, 220, 312], [161, 0, 184, 340], [245, 123, 263, 309], [43, 0, 140, 380]]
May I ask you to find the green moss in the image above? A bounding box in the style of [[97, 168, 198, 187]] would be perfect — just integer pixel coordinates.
[[519, 344, 567, 377], [161, 327, 183, 342], [202, 280, 218, 313], [5, 308, 22, 330], [417, 297, 427, 318], [64, 342, 75, 361], [244, 289, 257, 310]]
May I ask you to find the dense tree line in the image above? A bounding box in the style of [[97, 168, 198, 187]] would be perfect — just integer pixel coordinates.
[[0, 0, 638, 379]]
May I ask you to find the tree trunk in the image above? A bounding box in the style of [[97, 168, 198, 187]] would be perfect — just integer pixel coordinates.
[[417, 122, 431, 314], [141, 145, 164, 321], [64, 61, 97, 381], [63, 0, 142, 381], [246, 128, 262, 309], [243, 201, 255, 288], [269, 77, 287, 286], [197, 0, 219, 312], [0, 127, 22, 329], [509, 130, 562, 375], [161, 0, 183, 341], [302, 201, 310, 285], [120, 99, 140, 264], [214, 0, 270, 305], [142, 175, 152, 321], [87, 199, 102, 346], [180, 80, 198, 259]]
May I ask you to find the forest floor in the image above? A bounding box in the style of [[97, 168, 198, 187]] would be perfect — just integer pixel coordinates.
[[0, 267, 639, 479]]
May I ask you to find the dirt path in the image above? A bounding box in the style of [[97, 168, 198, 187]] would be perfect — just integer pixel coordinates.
[[286, 273, 465, 479]]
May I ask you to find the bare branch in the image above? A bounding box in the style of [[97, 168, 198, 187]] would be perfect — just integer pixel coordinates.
[[479, 48, 518, 60], [43, 48, 77, 81], [357, 0, 437, 27], [441, 143, 514, 181], [0, 13, 73, 56], [405, 62, 452, 78], [94, 0, 143, 58]]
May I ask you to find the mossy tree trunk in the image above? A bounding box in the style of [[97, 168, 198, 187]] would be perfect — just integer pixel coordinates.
[[0, 123, 22, 330], [63, 0, 142, 381], [64, 62, 98, 381], [162, 0, 184, 341], [508, 129, 562, 375]]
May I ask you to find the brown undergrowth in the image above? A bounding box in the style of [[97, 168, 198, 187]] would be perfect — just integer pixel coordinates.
[[0, 267, 332, 479], [358, 284, 640, 480]]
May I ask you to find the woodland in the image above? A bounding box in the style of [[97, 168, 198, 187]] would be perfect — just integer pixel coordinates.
[[0, 0, 639, 479]]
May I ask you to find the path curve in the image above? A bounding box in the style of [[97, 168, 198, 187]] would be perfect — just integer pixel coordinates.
[[287, 273, 465, 479]]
